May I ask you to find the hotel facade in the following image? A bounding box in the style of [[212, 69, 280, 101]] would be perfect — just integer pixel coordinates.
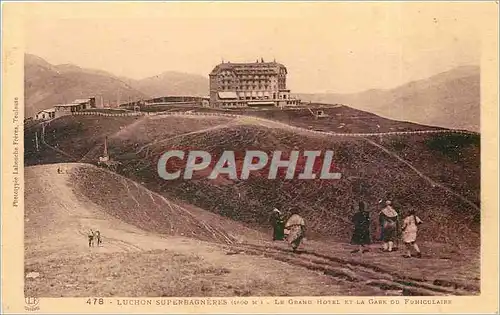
[[209, 59, 300, 108]]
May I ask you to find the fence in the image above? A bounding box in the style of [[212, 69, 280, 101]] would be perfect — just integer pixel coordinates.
[[70, 110, 479, 137]]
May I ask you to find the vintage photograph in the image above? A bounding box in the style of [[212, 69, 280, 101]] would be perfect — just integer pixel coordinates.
[[18, 1, 485, 301]]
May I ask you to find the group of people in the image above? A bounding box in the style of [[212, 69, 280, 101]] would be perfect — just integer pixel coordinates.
[[270, 208, 306, 252], [270, 200, 423, 258], [87, 229, 102, 247], [351, 200, 423, 258]]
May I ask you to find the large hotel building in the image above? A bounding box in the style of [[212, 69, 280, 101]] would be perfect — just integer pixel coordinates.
[[209, 59, 300, 108]]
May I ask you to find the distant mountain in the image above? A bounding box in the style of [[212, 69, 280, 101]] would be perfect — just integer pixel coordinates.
[[24, 54, 149, 117], [26, 54, 480, 132], [297, 66, 480, 132], [130, 71, 209, 98], [24, 54, 210, 117]]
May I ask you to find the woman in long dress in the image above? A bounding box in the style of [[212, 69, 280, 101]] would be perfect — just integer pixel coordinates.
[[270, 208, 285, 241], [379, 200, 398, 252], [351, 201, 371, 253], [401, 210, 423, 258], [285, 213, 306, 252]]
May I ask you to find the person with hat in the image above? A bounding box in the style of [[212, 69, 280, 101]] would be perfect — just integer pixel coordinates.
[[285, 211, 306, 252], [401, 209, 423, 258], [379, 200, 399, 252]]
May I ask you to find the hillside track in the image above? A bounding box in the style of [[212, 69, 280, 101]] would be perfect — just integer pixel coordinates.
[[362, 138, 480, 211], [225, 242, 478, 296], [40, 111, 479, 216], [40, 111, 478, 161], [25, 163, 479, 297], [70, 110, 479, 137], [39, 121, 78, 160]]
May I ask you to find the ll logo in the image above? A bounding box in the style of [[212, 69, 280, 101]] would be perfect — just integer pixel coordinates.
[[25, 297, 40, 311]]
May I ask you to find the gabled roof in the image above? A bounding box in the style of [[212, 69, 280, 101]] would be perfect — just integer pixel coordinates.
[[37, 108, 56, 114], [210, 61, 287, 75]]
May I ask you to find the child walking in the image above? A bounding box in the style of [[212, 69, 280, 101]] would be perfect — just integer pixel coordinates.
[[401, 210, 423, 258]]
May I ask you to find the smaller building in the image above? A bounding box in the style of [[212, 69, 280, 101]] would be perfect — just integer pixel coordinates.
[[72, 97, 96, 109], [54, 103, 85, 117], [201, 97, 210, 107], [35, 108, 56, 120], [53, 97, 96, 117]]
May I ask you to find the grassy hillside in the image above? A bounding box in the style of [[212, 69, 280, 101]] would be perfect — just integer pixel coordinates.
[[225, 105, 445, 133], [26, 164, 346, 297], [25, 113, 480, 248], [112, 124, 479, 246]]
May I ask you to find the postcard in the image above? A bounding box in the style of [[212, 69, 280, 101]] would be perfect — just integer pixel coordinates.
[[1, 1, 498, 313]]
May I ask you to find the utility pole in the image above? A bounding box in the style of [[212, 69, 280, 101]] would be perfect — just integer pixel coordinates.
[[103, 136, 109, 159], [117, 89, 121, 108], [35, 132, 39, 152]]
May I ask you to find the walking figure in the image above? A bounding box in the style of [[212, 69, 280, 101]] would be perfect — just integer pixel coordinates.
[[88, 229, 95, 247], [379, 200, 399, 252], [95, 230, 102, 246], [285, 212, 306, 252], [350, 201, 371, 253], [402, 210, 423, 258], [270, 208, 285, 241]]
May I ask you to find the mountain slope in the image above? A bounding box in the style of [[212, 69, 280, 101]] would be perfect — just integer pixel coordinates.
[[130, 71, 209, 98], [25, 113, 480, 248], [24, 54, 210, 117], [25, 163, 348, 297], [298, 66, 480, 132], [24, 54, 149, 117]]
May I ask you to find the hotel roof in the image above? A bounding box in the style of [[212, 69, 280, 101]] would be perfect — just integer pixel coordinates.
[[210, 60, 287, 75]]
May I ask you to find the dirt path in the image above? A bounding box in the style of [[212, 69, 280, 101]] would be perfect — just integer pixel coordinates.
[[39, 113, 477, 212], [24, 164, 360, 297], [226, 242, 478, 296], [25, 163, 479, 297]]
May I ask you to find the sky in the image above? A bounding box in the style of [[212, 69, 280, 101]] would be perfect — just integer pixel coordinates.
[[22, 2, 485, 94]]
